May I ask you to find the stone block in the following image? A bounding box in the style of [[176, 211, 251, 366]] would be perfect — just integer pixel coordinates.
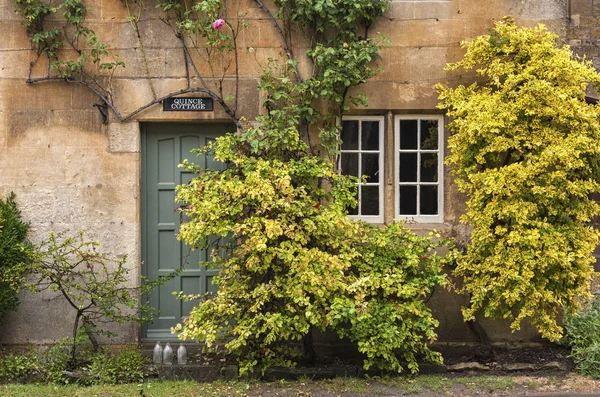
[[71, 84, 104, 110], [233, 47, 287, 77], [0, 49, 38, 79], [570, 38, 584, 46], [236, 0, 278, 20], [101, 0, 129, 20], [385, 1, 458, 20], [571, 0, 593, 15], [136, 19, 183, 49], [0, 111, 6, 148], [105, 48, 166, 78], [374, 46, 452, 83], [165, 48, 188, 77], [0, 4, 22, 21], [594, 0, 600, 16], [7, 110, 105, 147], [374, 18, 466, 48], [0, 21, 31, 50], [6, 110, 51, 140], [0, 80, 72, 111], [108, 120, 140, 153], [580, 15, 600, 26], [458, 0, 564, 21], [63, 148, 139, 189], [351, 80, 440, 110], [85, 0, 102, 21], [239, 18, 286, 48]]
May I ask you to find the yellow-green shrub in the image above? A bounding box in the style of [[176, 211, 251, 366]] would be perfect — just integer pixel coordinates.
[[437, 19, 600, 341], [175, 123, 448, 375]]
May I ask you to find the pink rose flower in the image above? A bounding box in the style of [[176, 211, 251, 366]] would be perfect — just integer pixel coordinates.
[[212, 19, 225, 30]]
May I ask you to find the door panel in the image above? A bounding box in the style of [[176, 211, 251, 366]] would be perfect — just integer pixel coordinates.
[[142, 123, 233, 340]]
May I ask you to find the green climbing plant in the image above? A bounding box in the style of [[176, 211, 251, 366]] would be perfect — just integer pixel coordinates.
[[11, 0, 450, 375]]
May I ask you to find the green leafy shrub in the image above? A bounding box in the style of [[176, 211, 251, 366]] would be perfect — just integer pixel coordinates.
[[0, 192, 35, 325], [86, 349, 148, 385], [0, 353, 41, 383], [563, 294, 600, 378], [328, 223, 448, 373], [39, 336, 80, 384], [437, 19, 600, 341], [175, 120, 448, 375]]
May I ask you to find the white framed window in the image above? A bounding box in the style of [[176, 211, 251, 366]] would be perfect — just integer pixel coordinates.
[[339, 116, 385, 223], [395, 115, 444, 223]]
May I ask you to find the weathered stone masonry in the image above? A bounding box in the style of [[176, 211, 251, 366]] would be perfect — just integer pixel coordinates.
[[0, 0, 569, 345]]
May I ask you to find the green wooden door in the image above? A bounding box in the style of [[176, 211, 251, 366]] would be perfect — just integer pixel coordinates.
[[142, 123, 232, 340]]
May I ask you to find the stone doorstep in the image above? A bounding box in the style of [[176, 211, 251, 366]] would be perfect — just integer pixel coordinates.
[[143, 361, 569, 382]]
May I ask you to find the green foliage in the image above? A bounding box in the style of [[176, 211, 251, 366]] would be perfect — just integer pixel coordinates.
[[437, 19, 600, 341], [563, 294, 600, 378], [0, 353, 41, 383], [86, 349, 148, 385], [175, 117, 447, 375], [328, 224, 447, 373], [275, 0, 387, 37], [0, 193, 34, 326], [0, 340, 147, 385], [40, 335, 82, 384], [272, 0, 388, 153], [13, 0, 123, 77]]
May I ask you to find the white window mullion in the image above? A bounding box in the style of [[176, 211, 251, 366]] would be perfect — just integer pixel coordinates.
[[340, 116, 385, 223], [395, 115, 444, 223]]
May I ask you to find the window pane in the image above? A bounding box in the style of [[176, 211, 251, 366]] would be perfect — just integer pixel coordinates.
[[420, 153, 438, 182], [361, 154, 379, 182], [399, 153, 417, 182], [347, 189, 358, 215], [361, 186, 379, 216], [420, 120, 439, 150], [341, 120, 359, 150], [400, 120, 418, 149], [420, 185, 438, 215], [399, 185, 417, 215], [361, 121, 380, 150], [340, 153, 358, 177]]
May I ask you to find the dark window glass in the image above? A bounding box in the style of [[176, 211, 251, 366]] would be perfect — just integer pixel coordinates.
[[361, 154, 379, 182], [341, 120, 359, 150], [361, 121, 380, 150], [400, 120, 418, 149], [420, 186, 438, 215], [420, 153, 438, 182], [399, 185, 417, 215], [420, 120, 438, 150], [399, 153, 417, 182], [340, 153, 358, 177], [361, 186, 379, 215]]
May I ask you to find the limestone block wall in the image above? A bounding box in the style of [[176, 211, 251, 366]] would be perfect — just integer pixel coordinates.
[[0, 0, 566, 345]]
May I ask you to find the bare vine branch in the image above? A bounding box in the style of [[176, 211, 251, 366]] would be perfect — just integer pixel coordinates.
[[26, 75, 218, 122], [179, 38, 243, 131], [254, 0, 302, 84]]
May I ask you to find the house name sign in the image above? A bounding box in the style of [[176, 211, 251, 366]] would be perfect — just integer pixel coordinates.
[[163, 97, 214, 111]]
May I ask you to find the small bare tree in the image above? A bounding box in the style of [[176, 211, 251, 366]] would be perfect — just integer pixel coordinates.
[[27, 231, 168, 363]]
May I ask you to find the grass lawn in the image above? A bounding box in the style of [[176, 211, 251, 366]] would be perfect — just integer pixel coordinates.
[[2, 374, 600, 397]]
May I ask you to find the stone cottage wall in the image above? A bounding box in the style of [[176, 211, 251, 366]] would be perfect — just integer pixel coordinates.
[[0, 0, 566, 345]]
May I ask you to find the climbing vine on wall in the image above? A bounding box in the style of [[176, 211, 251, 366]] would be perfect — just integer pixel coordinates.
[[13, 0, 452, 375]]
